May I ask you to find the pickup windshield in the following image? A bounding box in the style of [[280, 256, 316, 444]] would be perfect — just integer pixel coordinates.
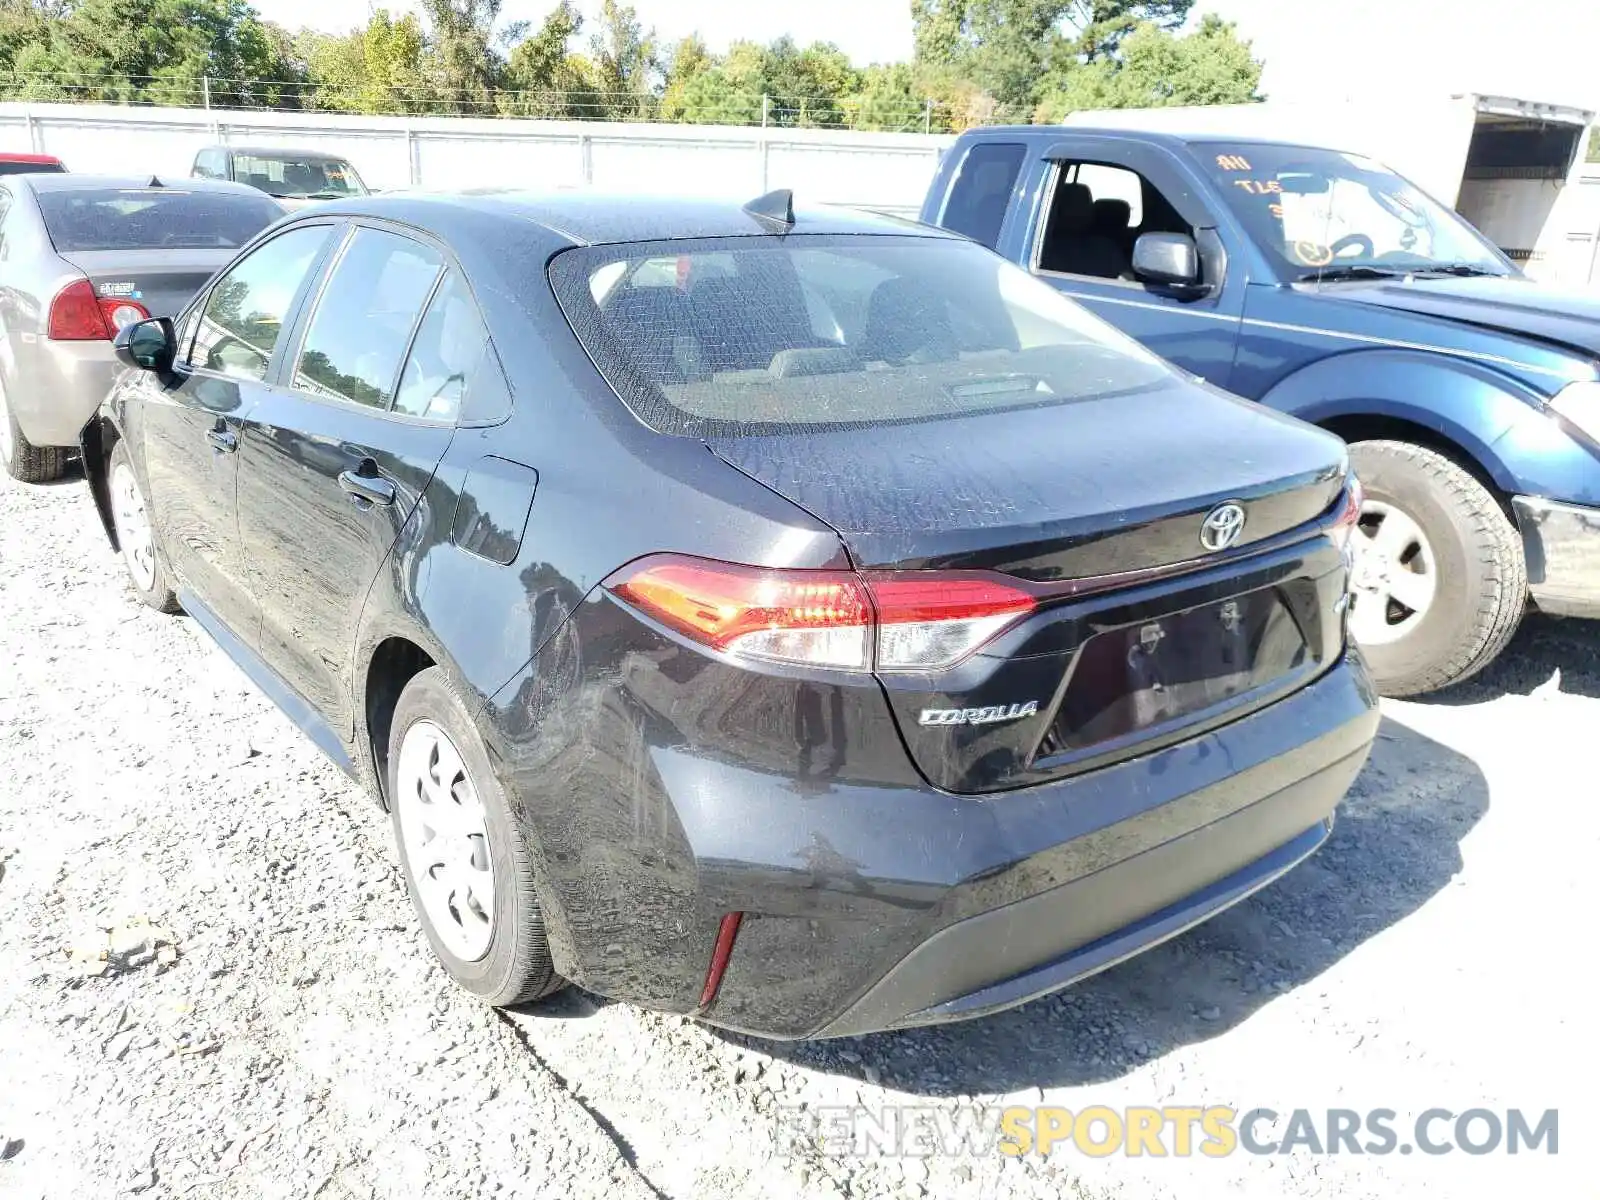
[[1195, 142, 1510, 281]]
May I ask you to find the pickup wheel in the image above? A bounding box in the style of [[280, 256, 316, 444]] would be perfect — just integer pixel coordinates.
[[388, 666, 567, 1007], [1346, 440, 1526, 696]]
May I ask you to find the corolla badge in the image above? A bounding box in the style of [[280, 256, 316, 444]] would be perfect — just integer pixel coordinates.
[[1199, 502, 1247, 552], [919, 701, 1039, 727]]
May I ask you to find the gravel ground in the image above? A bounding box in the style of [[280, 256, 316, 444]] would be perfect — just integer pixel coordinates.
[[2, 470, 1596, 1200]]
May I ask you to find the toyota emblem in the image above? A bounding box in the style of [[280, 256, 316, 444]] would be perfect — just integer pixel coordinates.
[[1200, 502, 1247, 551]]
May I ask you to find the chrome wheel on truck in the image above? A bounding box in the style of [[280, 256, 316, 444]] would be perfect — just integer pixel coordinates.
[[1348, 498, 1438, 645], [1346, 440, 1526, 697]]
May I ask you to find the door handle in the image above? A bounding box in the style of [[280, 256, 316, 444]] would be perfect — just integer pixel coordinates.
[[338, 467, 396, 507], [206, 427, 237, 454]]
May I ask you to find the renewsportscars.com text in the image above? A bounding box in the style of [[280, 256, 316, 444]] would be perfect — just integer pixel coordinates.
[[776, 1104, 1559, 1159]]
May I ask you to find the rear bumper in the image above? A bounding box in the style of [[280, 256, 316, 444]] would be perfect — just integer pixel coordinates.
[[656, 651, 1379, 1040], [8, 341, 118, 447], [1514, 495, 1600, 619]]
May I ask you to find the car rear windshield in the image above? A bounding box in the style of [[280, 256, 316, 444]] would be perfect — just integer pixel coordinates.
[[548, 234, 1172, 437], [36, 187, 284, 252], [0, 160, 62, 176]]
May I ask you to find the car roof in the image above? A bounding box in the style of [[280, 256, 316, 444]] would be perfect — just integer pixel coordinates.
[[293, 189, 951, 247], [0, 152, 62, 164], [15, 173, 268, 196], [964, 124, 1354, 156], [204, 145, 356, 160]]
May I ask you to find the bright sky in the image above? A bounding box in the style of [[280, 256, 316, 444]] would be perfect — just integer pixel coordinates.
[[251, 0, 1600, 110]]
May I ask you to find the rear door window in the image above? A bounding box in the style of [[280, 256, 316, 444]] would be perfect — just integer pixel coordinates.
[[189, 224, 333, 381], [938, 142, 1026, 249], [393, 270, 490, 422], [291, 227, 442, 410], [34, 186, 284, 251], [0, 160, 61, 176]]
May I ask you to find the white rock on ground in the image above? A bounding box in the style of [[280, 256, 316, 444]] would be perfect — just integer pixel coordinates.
[[1, 471, 1596, 1199]]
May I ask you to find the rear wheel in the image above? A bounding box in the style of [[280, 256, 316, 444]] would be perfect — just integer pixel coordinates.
[[388, 666, 565, 1006], [108, 441, 179, 613], [1346, 440, 1525, 696], [0, 375, 67, 483]]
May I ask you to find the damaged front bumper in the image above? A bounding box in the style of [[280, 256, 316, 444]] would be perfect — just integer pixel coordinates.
[[1514, 496, 1600, 619]]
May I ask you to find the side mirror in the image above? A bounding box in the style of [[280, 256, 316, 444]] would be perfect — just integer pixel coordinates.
[[1132, 232, 1206, 291], [114, 317, 176, 374]]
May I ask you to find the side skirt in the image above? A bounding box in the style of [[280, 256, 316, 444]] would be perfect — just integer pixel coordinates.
[[177, 587, 359, 781]]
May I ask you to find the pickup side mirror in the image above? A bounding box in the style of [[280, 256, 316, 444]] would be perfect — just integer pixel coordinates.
[[114, 317, 176, 374], [1132, 232, 1206, 292]]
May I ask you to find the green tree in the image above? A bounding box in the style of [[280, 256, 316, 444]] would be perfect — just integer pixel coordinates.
[[501, 0, 595, 117], [761, 38, 857, 127], [301, 11, 426, 114], [1062, 0, 1192, 60], [587, 0, 656, 120], [658, 31, 711, 120], [909, 0, 1199, 113], [671, 44, 763, 126], [847, 62, 923, 131], [0, 0, 304, 107], [417, 0, 503, 114], [1034, 15, 1261, 120]]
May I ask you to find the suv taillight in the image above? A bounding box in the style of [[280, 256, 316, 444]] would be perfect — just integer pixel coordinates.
[[606, 555, 1039, 673], [47, 279, 149, 341]]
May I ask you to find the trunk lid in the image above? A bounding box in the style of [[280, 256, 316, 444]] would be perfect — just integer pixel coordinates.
[[707, 377, 1346, 576], [709, 378, 1351, 794], [58, 249, 235, 321]]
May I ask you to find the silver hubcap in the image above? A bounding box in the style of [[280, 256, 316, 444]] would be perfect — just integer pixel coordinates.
[[111, 462, 157, 593], [0, 381, 14, 465], [1348, 498, 1438, 645], [395, 720, 497, 962]]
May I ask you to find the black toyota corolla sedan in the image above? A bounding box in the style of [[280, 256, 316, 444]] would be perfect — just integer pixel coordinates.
[[83, 188, 1379, 1039]]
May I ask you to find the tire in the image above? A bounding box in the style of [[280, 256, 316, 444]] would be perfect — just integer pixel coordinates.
[[1346, 440, 1526, 696], [388, 666, 566, 1007], [0, 375, 68, 483], [107, 441, 180, 613]]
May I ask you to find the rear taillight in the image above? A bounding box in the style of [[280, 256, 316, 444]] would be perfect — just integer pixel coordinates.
[[101, 298, 150, 332], [48, 279, 110, 340], [864, 573, 1038, 670], [610, 556, 873, 669], [606, 555, 1039, 673], [46, 280, 149, 341]]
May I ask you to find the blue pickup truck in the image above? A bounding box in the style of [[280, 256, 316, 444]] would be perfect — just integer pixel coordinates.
[[920, 126, 1600, 695]]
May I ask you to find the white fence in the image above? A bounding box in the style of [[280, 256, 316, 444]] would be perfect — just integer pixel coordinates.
[[0, 102, 955, 218]]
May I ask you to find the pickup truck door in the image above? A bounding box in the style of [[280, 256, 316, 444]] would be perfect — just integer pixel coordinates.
[[1020, 137, 1245, 389]]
